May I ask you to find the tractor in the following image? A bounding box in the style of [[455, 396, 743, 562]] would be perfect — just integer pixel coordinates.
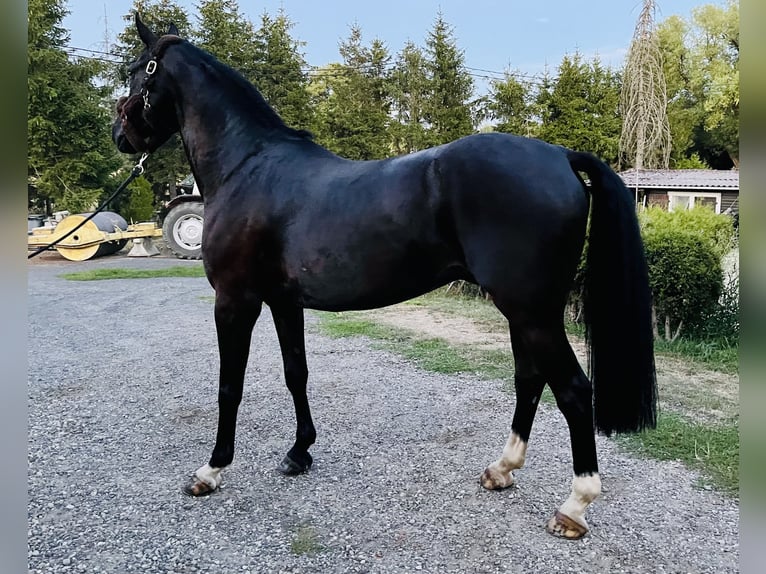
[[160, 174, 204, 260]]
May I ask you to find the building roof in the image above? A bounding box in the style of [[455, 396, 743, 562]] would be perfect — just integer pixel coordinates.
[[618, 169, 739, 191]]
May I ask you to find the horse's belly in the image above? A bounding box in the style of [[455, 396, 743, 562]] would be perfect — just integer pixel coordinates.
[[287, 251, 467, 312]]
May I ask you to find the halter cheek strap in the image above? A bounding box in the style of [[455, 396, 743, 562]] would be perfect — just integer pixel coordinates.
[[139, 35, 184, 113]]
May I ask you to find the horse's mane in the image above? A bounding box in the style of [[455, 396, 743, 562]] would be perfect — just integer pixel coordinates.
[[169, 38, 313, 141]]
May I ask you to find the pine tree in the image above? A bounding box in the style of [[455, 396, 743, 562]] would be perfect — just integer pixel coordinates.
[[194, 0, 259, 79], [537, 53, 621, 165], [28, 0, 122, 214], [390, 41, 430, 154], [311, 24, 391, 159], [253, 9, 313, 130], [423, 12, 474, 146], [487, 71, 534, 136]]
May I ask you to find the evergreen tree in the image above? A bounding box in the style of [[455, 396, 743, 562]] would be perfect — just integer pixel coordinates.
[[423, 12, 474, 146], [253, 9, 313, 130], [28, 0, 122, 214], [389, 41, 430, 154], [536, 53, 621, 165], [194, 0, 259, 80], [487, 71, 534, 136], [311, 24, 391, 159]]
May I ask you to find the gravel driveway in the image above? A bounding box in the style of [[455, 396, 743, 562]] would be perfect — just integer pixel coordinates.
[[28, 255, 739, 573]]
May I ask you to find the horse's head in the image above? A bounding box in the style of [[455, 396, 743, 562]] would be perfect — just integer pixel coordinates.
[[112, 13, 183, 154]]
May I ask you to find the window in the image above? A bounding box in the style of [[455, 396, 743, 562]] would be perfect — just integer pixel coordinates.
[[667, 191, 722, 214]]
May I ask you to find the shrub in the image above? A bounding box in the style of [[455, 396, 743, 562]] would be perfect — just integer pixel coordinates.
[[639, 205, 736, 260], [120, 176, 156, 223], [60, 186, 101, 213], [692, 271, 739, 342], [639, 206, 737, 342], [643, 226, 723, 341]]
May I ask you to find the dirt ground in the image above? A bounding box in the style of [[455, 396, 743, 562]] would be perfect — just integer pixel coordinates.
[[365, 303, 739, 425]]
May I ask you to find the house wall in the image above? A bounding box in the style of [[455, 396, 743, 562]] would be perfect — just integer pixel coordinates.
[[645, 190, 669, 209], [721, 191, 738, 213], [640, 188, 739, 214]]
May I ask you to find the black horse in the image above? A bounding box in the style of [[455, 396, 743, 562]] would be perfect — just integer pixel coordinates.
[[113, 15, 656, 539]]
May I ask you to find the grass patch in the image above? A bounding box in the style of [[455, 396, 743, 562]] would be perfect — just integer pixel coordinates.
[[60, 265, 206, 281], [317, 315, 405, 342], [290, 525, 323, 556], [616, 412, 739, 495], [316, 311, 513, 380], [653, 337, 738, 374]]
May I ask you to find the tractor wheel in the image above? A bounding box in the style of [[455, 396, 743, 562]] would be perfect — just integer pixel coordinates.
[[162, 202, 204, 259]]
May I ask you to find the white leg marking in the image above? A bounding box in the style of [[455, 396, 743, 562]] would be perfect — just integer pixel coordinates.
[[558, 473, 602, 528], [481, 431, 527, 489], [494, 431, 528, 472], [194, 463, 223, 489]]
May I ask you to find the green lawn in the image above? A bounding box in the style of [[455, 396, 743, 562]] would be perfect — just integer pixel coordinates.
[[60, 265, 206, 281]]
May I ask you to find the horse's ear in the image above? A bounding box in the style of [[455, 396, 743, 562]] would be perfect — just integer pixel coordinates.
[[135, 13, 158, 48], [167, 23, 180, 36]]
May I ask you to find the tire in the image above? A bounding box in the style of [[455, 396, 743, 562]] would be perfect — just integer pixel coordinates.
[[162, 202, 204, 259]]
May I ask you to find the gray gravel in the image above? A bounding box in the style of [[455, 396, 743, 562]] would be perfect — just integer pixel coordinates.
[[28, 254, 739, 573]]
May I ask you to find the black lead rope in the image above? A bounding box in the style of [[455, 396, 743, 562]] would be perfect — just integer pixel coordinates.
[[28, 153, 149, 260]]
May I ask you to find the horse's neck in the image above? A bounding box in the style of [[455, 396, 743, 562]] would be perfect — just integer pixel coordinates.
[[173, 67, 284, 196]]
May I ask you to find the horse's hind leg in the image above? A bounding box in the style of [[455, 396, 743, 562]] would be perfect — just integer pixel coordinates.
[[543, 338, 601, 540], [184, 292, 262, 496], [481, 325, 546, 490], [482, 316, 600, 539], [271, 305, 316, 475]]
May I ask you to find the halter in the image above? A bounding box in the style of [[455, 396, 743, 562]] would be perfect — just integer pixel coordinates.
[[140, 34, 183, 107], [118, 35, 183, 153], [141, 59, 158, 110]]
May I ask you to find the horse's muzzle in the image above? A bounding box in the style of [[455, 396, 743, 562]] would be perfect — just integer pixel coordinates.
[[113, 95, 151, 153]]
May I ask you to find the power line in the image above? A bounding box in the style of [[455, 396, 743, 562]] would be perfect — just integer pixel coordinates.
[[63, 44, 549, 87]]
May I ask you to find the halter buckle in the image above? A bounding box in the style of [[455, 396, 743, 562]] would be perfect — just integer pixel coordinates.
[[145, 60, 157, 75]]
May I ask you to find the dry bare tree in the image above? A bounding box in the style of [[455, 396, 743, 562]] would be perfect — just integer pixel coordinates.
[[619, 0, 672, 172]]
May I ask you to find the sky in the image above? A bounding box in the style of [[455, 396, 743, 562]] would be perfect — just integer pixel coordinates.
[[61, 0, 716, 84]]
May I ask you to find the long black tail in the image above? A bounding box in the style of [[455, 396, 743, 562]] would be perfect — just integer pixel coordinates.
[[567, 150, 657, 435]]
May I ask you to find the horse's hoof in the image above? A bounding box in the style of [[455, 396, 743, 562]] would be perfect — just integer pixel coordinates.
[[480, 467, 514, 490], [277, 453, 312, 475], [182, 476, 218, 497], [546, 510, 588, 540]]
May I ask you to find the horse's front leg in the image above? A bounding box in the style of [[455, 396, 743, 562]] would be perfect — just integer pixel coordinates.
[[183, 292, 262, 496], [271, 305, 316, 475]]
